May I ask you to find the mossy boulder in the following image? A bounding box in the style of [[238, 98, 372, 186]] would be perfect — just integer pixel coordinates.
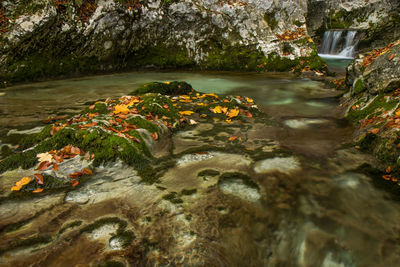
[[130, 81, 193, 96]]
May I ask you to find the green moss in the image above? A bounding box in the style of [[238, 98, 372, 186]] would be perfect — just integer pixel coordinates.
[[126, 45, 194, 69], [137, 159, 176, 184], [347, 95, 398, 122], [126, 116, 159, 133], [81, 102, 109, 115], [219, 172, 259, 189], [97, 260, 125, 267], [181, 188, 197, 195], [327, 10, 352, 29], [198, 169, 220, 177], [130, 81, 193, 96], [18, 125, 52, 150], [0, 234, 52, 256], [264, 11, 278, 30], [137, 94, 180, 120], [162, 192, 183, 204], [353, 79, 365, 94], [292, 19, 303, 27], [58, 220, 83, 235]]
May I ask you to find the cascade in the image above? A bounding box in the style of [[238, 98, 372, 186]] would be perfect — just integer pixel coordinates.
[[318, 30, 359, 59]]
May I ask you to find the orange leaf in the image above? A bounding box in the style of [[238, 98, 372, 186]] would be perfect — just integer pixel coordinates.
[[34, 173, 44, 185], [113, 104, 130, 114], [71, 180, 79, 187], [53, 154, 63, 163], [52, 162, 59, 171], [69, 171, 84, 178], [33, 188, 44, 193], [388, 54, 395, 61], [152, 132, 158, 141], [370, 128, 380, 134], [83, 168, 92, 175], [70, 146, 81, 155], [386, 166, 391, 173], [229, 136, 238, 141]]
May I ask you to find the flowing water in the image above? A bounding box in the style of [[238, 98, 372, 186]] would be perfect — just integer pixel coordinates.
[[1, 71, 399, 266]]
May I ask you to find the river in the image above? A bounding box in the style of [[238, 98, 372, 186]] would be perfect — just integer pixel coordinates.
[[0, 71, 399, 266]]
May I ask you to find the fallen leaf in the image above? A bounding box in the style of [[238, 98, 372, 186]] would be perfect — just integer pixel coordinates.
[[32, 188, 44, 193], [52, 162, 59, 171], [179, 111, 195, 116], [83, 168, 92, 175], [212, 106, 223, 114], [227, 108, 239, 118], [11, 177, 32, 191], [71, 180, 79, 187], [189, 119, 198, 125], [53, 154, 63, 163], [386, 166, 391, 173], [37, 161, 52, 171], [152, 132, 158, 141], [69, 171, 84, 178], [113, 104, 130, 114], [34, 173, 44, 185], [163, 104, 169, 109], [37, 152, 53, 163], [388, 54, 395, 61], [370, 128, 380, 134], [70, 146, 81, 155], [229, 136, 238, 141]]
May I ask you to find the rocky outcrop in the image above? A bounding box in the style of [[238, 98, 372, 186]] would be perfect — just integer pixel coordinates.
[[306, 0, 400, 51], [0, 0, 326, 84], [342, 39, 400, 181]]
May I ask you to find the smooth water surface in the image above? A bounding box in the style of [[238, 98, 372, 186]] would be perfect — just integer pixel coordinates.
[[1, 71, 399, 266]]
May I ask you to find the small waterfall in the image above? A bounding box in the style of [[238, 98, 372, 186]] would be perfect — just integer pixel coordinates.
[[319, 30, 359, 59]]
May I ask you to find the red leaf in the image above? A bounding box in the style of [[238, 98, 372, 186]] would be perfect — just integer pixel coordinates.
[[71, 180, 79, 187], [34, 173, 44, 185]]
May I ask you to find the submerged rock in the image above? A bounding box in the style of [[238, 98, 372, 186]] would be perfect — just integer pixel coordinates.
[[254, 156, 301, 174]]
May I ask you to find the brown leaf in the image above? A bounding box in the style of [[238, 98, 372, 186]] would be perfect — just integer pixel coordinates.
[[37, 161, 52, 171], [52, 162, 59, 171], [71, 180, 79, 187], [34, 173, 44, 185], [388, 54, 395, 61], [53, 154, 63, 163], [70, 146, 81, 155], [69, 171, 84, 178]]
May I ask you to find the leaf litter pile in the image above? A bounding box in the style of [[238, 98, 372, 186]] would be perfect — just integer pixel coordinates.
[[1, 81, 258, 194]]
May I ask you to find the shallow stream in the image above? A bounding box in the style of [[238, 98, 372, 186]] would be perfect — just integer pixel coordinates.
[[0, 71, 399, 266]]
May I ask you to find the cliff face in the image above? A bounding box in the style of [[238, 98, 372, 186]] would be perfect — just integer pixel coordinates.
[[0, 0, 398, 84], [0, 0, 324, 84]]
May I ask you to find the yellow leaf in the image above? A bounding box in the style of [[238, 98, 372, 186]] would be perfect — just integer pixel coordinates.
[[16, 177, 32, 187], [246, 97, 254, 103], [308, 38, 313, 43], [179, 111, 195, 116], [179, 99, 192, 103], [164, 81, 171, 84], [37, 152, 53, 163], [225, 119, 232, 124], [11, 185, 22, 191], [212, 106, 223, 114], [221, 107, 228, 114], [227, 108, 239, 118], [113, 104, 130, 114], [180, 95, 190, 100], [197, 103, 206, 106]]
